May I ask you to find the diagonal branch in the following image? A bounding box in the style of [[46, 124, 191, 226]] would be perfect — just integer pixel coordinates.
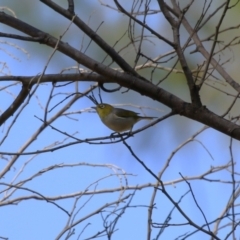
[[0, 82, 31, 126], [40, 0, 140, 77]]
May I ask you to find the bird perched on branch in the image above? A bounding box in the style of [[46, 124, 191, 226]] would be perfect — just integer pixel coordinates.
[[92, 103, 156, 133]]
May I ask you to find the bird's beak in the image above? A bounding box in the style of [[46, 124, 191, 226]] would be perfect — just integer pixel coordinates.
[[91, 106, 96, 110]]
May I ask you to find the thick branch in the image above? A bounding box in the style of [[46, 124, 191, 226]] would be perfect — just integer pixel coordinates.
[[1, 12, 240, 140], [0, 83, 31, 126]]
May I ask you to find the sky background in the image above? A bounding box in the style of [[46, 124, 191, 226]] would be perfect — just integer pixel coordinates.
[[1, 1, 240, 239]]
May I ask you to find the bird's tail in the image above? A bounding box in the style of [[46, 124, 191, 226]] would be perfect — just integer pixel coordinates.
[[139, 116, 157, 120]]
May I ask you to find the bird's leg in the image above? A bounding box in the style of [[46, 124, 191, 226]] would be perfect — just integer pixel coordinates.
[[110, 132, 119, 141], [127, 126, 134, 137]]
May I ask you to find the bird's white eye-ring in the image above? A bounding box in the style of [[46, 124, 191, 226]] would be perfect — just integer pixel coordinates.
[[99, 104, 105, 109]]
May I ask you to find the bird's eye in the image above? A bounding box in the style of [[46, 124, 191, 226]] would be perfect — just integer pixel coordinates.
[[99, 104, 105, 109]]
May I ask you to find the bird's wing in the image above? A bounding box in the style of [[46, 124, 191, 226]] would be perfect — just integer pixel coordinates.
[[114, 108, 139, 118]]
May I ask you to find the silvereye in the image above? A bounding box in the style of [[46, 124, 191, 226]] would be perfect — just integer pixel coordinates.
[[92, 103, 156, 132]]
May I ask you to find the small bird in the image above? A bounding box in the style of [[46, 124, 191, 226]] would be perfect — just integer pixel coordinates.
[[92, 103, 156, 133]]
